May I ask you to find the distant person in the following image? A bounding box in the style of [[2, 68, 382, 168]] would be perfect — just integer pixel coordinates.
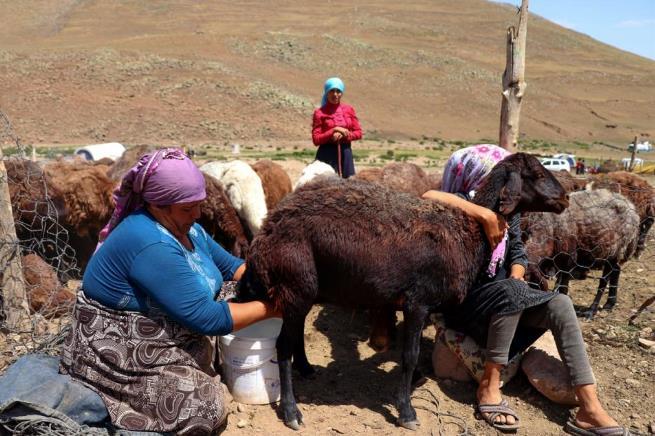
[[576, 159, 586, 175], [311, 77, 362, 178]]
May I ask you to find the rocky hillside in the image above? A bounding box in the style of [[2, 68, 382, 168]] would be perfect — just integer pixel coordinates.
[[0, 0, 653, 146]]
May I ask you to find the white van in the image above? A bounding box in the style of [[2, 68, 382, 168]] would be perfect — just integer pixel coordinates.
[[540, 158, 571, 172], [627, 141, 652, 152]]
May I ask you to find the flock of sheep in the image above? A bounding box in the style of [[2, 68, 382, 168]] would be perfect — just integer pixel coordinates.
[[4, 147, 654, 324], [4, 145, 654, 428]]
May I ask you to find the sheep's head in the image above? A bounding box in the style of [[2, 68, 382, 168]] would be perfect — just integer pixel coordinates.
[[478, 153, 569, 215]]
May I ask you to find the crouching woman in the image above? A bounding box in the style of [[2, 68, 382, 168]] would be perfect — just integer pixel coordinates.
[[60, 148, 280, 435]]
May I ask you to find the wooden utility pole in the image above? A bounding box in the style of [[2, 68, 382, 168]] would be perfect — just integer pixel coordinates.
[[499, 0, 529, 152], [0, 149, 31, 331], [628, 135, 638, 171]]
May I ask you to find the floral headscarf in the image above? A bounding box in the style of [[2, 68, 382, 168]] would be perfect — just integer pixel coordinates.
[[441, 144, 512, 277], [441, 144, 511, 199]]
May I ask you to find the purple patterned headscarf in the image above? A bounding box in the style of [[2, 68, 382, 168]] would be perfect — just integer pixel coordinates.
[[97, 148, 206, 248], [441, 144, 512, 277]]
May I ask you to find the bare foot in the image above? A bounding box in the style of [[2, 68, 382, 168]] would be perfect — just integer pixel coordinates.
[[574, 406, 619, 429], [477, 384, 516, 426]]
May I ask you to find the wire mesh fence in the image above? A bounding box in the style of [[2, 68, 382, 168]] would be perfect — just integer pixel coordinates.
[[0, 109, 80, 373], [522, 179, 655, 323]]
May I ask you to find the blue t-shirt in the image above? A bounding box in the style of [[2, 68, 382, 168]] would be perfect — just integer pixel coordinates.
[[83, 209, 244, 335]]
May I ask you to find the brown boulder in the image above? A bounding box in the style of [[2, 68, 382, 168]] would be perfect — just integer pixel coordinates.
[[432, 335, 473, 382], [521, 331, 579, 405]]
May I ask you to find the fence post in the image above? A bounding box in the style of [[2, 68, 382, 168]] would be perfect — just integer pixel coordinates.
[[0, 147, 31, 331], [499, 0, 529, 152]]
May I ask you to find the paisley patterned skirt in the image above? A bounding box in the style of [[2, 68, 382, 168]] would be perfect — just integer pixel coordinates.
[[60, 291, 229, 435]]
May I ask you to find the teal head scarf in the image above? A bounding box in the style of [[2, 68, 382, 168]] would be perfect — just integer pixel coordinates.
[[321, 77, 345, 106]]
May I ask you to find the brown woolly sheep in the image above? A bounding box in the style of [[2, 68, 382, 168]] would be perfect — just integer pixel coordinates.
[[22, 253, 75, 317], [251, 159, 293, 211], [425, 170, 442, 191], [106, 144, 154, 181], [354, 162, 433, 197], [42, 160, 115, 272], [6, 158, 85, 277], [522, 189, 640, 318], [587, 171, 655, 257], [239, 153, 568, 430]]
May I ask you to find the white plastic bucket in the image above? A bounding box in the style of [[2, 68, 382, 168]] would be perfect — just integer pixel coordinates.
[[219, 318, 282, 404]]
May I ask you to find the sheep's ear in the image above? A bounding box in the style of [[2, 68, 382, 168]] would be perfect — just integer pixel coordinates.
[[499, 171, 522, 215]]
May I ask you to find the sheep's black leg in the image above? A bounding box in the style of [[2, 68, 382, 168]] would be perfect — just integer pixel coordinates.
[[584, 263, 611, 319], [555, 273, 570, 295], [277, 318, 305, 430], [396, 305, 428, 431], [602, 264, 620, 311], [292, 315, 315, 378]]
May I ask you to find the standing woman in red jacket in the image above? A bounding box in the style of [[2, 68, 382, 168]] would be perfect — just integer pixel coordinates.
[[312, 77, 363, 178]]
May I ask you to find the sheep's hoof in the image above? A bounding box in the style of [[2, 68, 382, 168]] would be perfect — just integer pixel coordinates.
[[286, 419, 301, 431], [397, 419, 420, 431]]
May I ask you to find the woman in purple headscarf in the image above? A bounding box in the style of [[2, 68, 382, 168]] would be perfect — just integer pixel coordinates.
[[60, 148, 280, 435], [422, 145, 624, 435]]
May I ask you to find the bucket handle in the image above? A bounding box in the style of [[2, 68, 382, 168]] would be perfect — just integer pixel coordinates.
[[224, 354, 277, 370]]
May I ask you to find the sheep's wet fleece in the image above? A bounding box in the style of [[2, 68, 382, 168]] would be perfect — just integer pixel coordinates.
[[238, 153, 570, 430]]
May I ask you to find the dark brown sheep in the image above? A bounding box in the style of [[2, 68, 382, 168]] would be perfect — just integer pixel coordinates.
[[251, 159, 293, 211], [239, 153, 568, 430], [587, 171, 655, 257], [354, 163, 441, 351], [197, 173, 250, 258]]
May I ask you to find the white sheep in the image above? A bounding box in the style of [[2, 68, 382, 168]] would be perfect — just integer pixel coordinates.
[[200, 160, 268, 236], [293, 160, 337, 190]]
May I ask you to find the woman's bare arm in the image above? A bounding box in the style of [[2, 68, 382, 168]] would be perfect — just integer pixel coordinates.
[[421, 190, 507, 248], [227, 300, 281, 332]]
